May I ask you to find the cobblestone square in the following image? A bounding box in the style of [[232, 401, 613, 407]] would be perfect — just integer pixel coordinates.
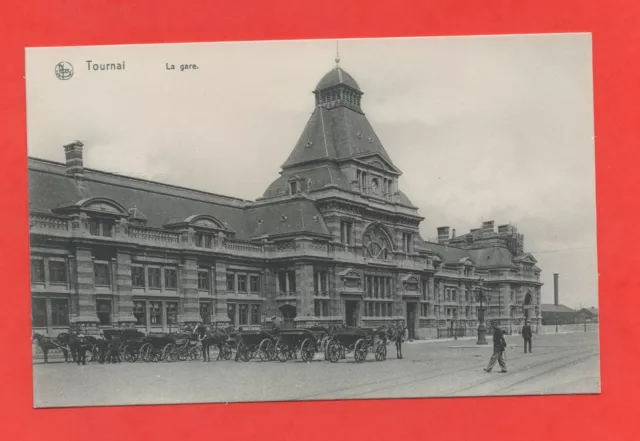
[[33, 331, 599, 408]]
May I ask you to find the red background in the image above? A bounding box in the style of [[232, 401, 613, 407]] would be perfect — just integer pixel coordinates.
[[1, 1, 638, 439]]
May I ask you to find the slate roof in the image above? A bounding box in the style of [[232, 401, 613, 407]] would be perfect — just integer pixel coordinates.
[[28, 159, 330, 240], [282, 103, 396, 169], [314, 66, 361, 92], [418, 240, 519, 269], [262, 165, 351, 199]]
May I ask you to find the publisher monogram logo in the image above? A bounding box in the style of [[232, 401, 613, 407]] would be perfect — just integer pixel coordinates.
[[55, 62, 74, 80]]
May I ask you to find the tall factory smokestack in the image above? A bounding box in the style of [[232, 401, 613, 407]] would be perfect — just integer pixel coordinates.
[[553, 273, 559, 306]]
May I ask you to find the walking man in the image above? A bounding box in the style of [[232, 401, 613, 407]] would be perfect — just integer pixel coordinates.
[[484, 323, 507, 373], [395, 320, 406, 359], [522, 319, 533, 353]]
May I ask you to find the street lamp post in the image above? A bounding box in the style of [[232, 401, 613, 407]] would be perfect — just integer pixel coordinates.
[[476, 278, 489, 345]]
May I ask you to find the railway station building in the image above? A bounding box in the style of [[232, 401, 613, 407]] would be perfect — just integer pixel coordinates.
[[29, 62, 543, 339]]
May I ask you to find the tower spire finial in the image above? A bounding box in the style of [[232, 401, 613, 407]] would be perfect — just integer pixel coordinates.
[[335, 40, 340, 65]]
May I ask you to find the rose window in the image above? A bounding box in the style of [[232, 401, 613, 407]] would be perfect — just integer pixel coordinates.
[[362, 226, 392, 259]]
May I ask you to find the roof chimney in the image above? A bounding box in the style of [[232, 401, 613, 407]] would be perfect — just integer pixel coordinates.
[[63, 141, 84, 176], [482, 220, 495, 232], [437, 226, 450, 244], [553, 273, 559, 306], [451, 228, 456, 238]]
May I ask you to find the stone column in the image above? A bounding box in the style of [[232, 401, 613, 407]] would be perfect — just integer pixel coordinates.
[[45, 297, 53, 335], [180, 256, 202, 325], [71, 248, 99, 334], [214, 261, 231, 324], [115, 251, 136, 327], [296, 264, 314, 322]]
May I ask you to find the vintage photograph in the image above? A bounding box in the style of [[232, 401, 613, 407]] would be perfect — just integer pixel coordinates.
[[26, 34, 599, 408]]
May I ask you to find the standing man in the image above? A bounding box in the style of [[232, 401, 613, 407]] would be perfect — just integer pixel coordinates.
[[522, 320, 533, 353], [484, 323, 507, 373], [395, 320, 406, 359]]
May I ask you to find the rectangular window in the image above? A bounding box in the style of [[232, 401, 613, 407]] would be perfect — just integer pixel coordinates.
[[150, 301, 162, 325], [204, 234, 213, 248], [237, 275, 247, 293], [96, 299, 111, 325], [375, 302, 381, 317], [31, 259, 45, 283], [134, 301, 146, 326], [49, 260, 67, 284], [250, 304, 260, 325], [278, 272, 287, 294], [226, 273, 235, 291], [32, 298, 47, 327], [164, 268, 177, 289], [198, 270, 210, 291], [289, 181, 298, 195], [148, 267, 161, 289], [94, 262, 110, 286], [194, 233, 203, 247], [166, 302, 178, 325], [288, 271, 296, 293], [101, 221, 113, 237], [199, 302, 211, 325], [314, 299, 328, 317], [452, 289, 457, 302], [51, 299, 69, 326], [238, 304, 249, 326], [88, 219, 100, 236], [386, 278, 392, 297], [131, 266, 145, 287], [340, 221, 353, 245], [250, 275, 259, 293], [227, 303, 236, 326]]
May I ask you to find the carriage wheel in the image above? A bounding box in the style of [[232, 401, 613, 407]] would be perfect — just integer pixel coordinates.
[[124, 344, 139, 363], [258, 339, 273, 362], [189, 346, 201, 361], [221, 345, 233, 360], [139, 343, 152, 362], [300, 338, 316, 363], [162, 344, 176, 362], [241, 348, 252, 362], [118, 343, 127, 359], [354, 339, 367, 363], [91, 345, 100, 362], [274, 339, 288, 362], [324, 338, 332, 360], [375, 343, 387, 361], [327, 341, 341, 363]]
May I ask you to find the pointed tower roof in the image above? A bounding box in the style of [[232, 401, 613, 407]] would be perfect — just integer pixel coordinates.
[[281, 63, 398, 172]]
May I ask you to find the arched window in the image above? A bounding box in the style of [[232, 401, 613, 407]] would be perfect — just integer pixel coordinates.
[[524, 292, 532, 305], [362, 225, 392, 260]]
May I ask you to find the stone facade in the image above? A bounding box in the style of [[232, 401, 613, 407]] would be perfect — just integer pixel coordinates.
[[28, 62, 542, 338]]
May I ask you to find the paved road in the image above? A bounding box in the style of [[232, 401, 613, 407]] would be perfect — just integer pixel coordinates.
[[32, 331, 600, 408]]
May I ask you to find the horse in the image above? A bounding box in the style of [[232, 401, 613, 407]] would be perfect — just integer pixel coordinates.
[[67, 333, 92, 365], [193, 323, 230, 362], [389, 323, 406, 359], [31, 332, 69, 363]]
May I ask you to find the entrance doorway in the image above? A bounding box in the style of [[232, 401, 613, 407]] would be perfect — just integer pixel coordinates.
[[406, 303, 417, 340], [279, 304, 297, 329], [345, 301, 359, 327]]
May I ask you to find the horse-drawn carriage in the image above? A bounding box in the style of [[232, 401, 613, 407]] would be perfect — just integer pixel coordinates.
[[272, 328, 326, 362], [234, 330, 279, 362], [325, 326, 388, 363], [162, 332, 200, 362]]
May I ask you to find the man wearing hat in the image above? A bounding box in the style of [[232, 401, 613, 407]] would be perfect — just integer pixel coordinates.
[[484, 322, 507, 373], [270, 316, 280, 332], [522, 319, 533, 353]]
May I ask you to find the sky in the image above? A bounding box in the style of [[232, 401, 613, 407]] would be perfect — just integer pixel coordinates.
[[25, 34, 597, 309]]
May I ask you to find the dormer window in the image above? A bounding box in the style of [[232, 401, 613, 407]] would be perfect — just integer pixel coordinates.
[[289, 181, 298, 195], [88, 218, 114, 237]]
